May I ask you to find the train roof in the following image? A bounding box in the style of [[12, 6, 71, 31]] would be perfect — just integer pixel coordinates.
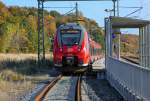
[[58, 23, 86, 31]]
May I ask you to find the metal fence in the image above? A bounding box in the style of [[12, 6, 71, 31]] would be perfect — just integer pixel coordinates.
[[106, 57, 150, 101], [139, 24, 150, 68]]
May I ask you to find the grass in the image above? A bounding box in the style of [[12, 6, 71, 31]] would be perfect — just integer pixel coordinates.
[[0, 69, 24, 81], [0, 53, 53, 101], [0, 79, 34, 101], [0, 53, 53, 75]]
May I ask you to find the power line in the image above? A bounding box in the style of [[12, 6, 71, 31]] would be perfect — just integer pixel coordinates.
[[125, 7, 143, 17], [63, 7, 76, 15], [44, 5, 76, 26], [44, 6, 74, 9], [119, 6, 143, 9]]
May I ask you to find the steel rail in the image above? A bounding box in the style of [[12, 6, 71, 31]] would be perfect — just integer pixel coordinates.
[[75, 75, 82, 101], [34, 75, 62, 101]]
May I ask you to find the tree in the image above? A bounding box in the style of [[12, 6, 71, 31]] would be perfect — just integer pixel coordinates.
[[50, 10, 61, 17]]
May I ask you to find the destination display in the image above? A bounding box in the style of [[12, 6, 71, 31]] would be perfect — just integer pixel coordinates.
[[60, 29, 80, 34]]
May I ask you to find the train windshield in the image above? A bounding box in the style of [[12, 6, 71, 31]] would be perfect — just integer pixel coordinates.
[[60, 29, 81, 46]]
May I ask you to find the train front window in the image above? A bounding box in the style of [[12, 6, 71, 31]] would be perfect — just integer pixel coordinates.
[[61, 30, 81, 46]]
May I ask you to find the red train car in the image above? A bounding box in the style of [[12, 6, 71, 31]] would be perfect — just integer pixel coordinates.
[[53, 23, 101, 71]]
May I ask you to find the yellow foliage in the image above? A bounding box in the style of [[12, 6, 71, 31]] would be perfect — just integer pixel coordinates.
[[45, 15, 56, 36]]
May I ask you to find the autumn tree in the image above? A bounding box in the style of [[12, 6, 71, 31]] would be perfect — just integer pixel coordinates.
[[0, 1, 104, 53]]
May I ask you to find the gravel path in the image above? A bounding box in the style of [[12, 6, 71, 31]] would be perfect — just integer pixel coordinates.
[[19, 77, 56, 101], [20, 83, 46, 101], [82, 77, 124, 101], [19, 68, 60, 101], [43, 76, 78, 101]]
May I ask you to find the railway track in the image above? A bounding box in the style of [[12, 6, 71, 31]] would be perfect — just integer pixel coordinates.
[[34, 75, 62, 101], [76, 75, 82, 101], [34, 74, 82, 101], [121, 56, 139, 65]]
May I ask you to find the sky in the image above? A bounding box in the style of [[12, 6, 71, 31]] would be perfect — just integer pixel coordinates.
[[1, 0, 150, 34]]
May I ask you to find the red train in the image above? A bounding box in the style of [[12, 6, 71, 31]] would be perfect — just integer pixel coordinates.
[[53, 23, 101, 72]]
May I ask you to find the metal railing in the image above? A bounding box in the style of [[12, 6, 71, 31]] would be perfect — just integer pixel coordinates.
[[106, 57, 150, 101]]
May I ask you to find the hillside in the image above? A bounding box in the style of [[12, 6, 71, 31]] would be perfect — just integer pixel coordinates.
[[0, 1, 104, 53], [121, 34, 139, 56]]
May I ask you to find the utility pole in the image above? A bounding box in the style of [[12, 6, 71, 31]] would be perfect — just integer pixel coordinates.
[[76, 2, 78, 22], [114, 0, 120, 60], [38, 0, 45, 67], [117, 0, 119, 16], [112, 0, 116, 16], [117, 0, 120, 60], [112, 0, 121, 60]]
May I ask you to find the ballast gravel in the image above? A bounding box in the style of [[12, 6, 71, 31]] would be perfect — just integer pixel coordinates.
[[43, 76, 78, 101]]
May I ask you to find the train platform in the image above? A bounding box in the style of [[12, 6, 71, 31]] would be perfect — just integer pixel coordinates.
[[92, 58, 105, 70], [86, 58, 105, 79]]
